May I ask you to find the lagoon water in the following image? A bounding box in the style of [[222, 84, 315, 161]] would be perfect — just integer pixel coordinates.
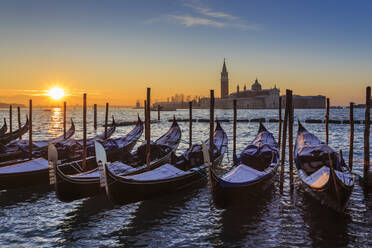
[[0, 107, 371, 247]]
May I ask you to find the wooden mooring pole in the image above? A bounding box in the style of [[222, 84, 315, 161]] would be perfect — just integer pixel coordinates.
[[349, 102, 354, 170], [82, 93, 87, 171], [104, 103, 109, 139], [146, 88, 151, 170], [17, 106, 21, 139], [9, 105, 12, 134], [278, 96, 282, 149], [364, 86, 370, 186], [210, 90, 215, 166], [157, 105, 160, 121], [29, 100, 32, 160], [280, 91, 289, 191], [325, 98, 330, 145], [233, 99, 237, 156], [63, 101, 66, 139], [93, 104, 97, 130], [144, 100, 146, 121], [189, 101, 192, 148], [287, 90, 294, 189]]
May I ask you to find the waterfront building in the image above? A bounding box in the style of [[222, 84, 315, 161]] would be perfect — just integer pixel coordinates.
[[153, 60, 326, 109]]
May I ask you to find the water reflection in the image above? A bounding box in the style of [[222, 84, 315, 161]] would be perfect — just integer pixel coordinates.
[[211, 185, 276, 247], [300, 189, 351, 247], [113, 188, 201, 247], [0, 186, 51, 209], [48, 107, 63, 137]]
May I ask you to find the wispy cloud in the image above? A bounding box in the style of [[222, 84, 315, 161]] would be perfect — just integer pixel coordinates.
[[146, 0, 260, 31], [184, 1, 237, 20], [168, 15, 225, 27]]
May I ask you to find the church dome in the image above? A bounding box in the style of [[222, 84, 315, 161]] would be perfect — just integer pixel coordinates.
[[251, 78, 262, 91]]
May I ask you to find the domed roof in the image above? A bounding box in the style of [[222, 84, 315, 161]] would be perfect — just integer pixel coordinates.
[[251, 78, 262, 91]]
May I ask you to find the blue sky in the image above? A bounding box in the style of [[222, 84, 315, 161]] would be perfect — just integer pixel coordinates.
[[0, 0, 371, 105]]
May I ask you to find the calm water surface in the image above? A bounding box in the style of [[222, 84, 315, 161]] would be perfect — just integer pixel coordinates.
[[0, 107, 371, 247]]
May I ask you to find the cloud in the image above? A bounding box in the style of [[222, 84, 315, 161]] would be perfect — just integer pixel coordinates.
[[167, 14, 259, 30], [146, 0, 260, 31], [168, 15, 226, 27], [183, 1, 237, 20]]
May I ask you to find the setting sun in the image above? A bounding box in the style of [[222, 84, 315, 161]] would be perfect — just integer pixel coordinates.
[[48, 87, 65, 100]]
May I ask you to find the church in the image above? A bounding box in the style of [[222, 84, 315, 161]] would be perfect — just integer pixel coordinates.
[[210, 59, 280, 109]]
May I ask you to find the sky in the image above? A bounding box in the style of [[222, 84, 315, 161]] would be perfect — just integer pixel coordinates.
[[0, 0, 371, 106]]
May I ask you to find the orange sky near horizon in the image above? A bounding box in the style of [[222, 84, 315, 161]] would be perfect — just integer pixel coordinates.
[[0, 59, 370, 107]]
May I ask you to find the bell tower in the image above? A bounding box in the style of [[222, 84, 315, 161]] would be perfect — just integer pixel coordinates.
[[221, 59, 229, 98]]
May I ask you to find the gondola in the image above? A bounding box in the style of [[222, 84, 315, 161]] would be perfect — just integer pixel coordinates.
[[102, 121, 227, 205], [0, 118, 7, 136], [208, 122, 279, 207], [0, 118, 116, 190], [0, 116, 29, 145], [0, 119, 75, 163], [294, 121, 354, 212], [51, 118, 181, 202]]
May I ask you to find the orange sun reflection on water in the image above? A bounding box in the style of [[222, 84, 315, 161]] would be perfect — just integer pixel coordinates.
[[48, 107, 63, 136]]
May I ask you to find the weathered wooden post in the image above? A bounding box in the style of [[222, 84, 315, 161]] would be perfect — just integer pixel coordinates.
[[93, 104, 97, 130], [287, 90, 294, 189], [82, 93, 87, 170], [157, 105, 160, 121], [146, 88, 151, 170], [210, 90, 215, 166], [104, 102, 109, 139], [325, 98, 330, 145], [280, 91, 289, 190], [29, 100, 32, 160], [63, 101, 66, 139], [233, 99, 237, 156], [349, 102, 354, 170], [189, 101, 192, 148], [17, 106, 21, 139], [144, 100, 146, 121], [278, 96, 282, 148], [9, 104, 12, 134], [364, 86, 370, 186]]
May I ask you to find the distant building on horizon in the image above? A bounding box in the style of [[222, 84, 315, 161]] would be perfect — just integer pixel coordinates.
[[220, 59, 229, 98], [152, 59, 326, 109]]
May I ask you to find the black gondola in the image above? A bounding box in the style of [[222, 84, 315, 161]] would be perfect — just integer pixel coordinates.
[[0, 119, 75, 163], [294, 121, 354, 212], [0, 118, 7, 136], [102, 121, 227, 205], [0, 118, 116, 190], [208, 123, 279, 207], [0, 116, 29, 145], [52, 118, 181, 202]]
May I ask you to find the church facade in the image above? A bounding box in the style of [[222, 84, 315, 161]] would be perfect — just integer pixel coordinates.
[[212, 60, 280, 109]]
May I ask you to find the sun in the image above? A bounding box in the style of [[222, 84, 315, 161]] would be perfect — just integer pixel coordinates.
[[48, 87, 65, 100]]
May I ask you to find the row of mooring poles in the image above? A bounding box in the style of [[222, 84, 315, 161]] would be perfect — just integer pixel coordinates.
[[8, 105, 23, 138]]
